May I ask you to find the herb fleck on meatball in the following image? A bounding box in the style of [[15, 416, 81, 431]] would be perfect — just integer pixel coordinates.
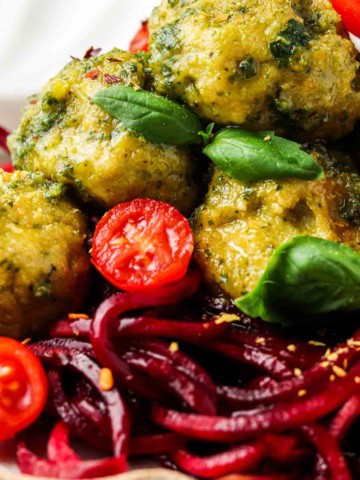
[[193, 144, 360, 299], [149, 0, 360, 140], [8, 50, 199, 214], [0, 171, 90, 339]]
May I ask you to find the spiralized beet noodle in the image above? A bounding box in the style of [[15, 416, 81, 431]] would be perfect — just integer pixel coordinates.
[[23, 269, 360, 479]]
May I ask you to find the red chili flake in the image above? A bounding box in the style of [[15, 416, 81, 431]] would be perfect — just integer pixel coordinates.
[[1, 163, 14, 173], [85, 68, 100, 80], [0, 125, 10, 154], [107, 57, 123, 63], [29, 99, 38, 105], [70, 55, 80, 61], [83, 46, 102, 59], [104, 74, 122, 84]]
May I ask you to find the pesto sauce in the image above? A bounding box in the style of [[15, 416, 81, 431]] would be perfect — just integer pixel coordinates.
[[270, 19, 310, 67]]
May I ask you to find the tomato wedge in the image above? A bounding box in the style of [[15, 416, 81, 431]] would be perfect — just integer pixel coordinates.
[[0, 337, 47, 441], [129, 21, 150, 53], [1, 163, 14, 173], [91, 199, 194, 292], [331, 0, 360, 37]]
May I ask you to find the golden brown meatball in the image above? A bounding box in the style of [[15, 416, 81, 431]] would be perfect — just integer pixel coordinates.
[[149, 0, 360, 140], [193, 143, 360, 299], [0, 171, 90, 339], [8, 50, 199, 214]]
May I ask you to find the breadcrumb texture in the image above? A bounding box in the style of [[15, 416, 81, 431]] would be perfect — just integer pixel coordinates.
[[8, 50, 198, 214], [0, 171, 90, 338], [193, 144, 360, 298], [149, 0, 360, 140]]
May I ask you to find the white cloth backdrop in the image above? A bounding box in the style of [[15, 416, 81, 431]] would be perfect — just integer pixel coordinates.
[[0, 0, 359, 130], [0, 0, 157, 130]]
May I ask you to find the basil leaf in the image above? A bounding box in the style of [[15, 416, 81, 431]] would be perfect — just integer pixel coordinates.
[[203, 128, 324, 182], [235, 235, 360, 325], [93, 85, 202, 146]]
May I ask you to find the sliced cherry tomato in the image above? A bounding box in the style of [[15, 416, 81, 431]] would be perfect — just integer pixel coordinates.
[[0, 125, 10, 154], [331, 0, 360, 37], [1, 163, 14, 173], [129, 21, 150, 53], [0, 337, 47, 441], [91, 199, 194, 292]]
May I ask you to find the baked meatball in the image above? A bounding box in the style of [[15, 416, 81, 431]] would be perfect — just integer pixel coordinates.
[[149, 0, 360, 140], [8, 50, 198, 214], [193, 143, 360, 299], [0, 171, 90, 339]]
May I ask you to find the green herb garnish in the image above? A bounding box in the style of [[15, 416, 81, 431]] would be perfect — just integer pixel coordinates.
[[270, 20, 310, 66], [203, 128, 323, 182], [93, 85, 202, 146], [235, 236, 360, 325]]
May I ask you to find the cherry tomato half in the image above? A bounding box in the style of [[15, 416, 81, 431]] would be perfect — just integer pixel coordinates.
[[1, 163, 14, 173], [91, 199, 194, 292], [129, 21, 150, 53], [0, 337, 47, 441], [331, 0, 360, 37]]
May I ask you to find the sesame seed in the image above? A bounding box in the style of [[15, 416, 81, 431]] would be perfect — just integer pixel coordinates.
[[21, 338, 32, 345], [355, 377, 360, 384], [308, 340, 326, 347], [329, 374, 336, 382], [332, 365, 347, 378], [169, 342, 179, 353], [99, 368, 114, 391], [255, 337, 265, 345], [264, 135, 271, 141], [287, 344, 296, 352], [343, 359, 348, 370], [68, 313, 90, 320], [294, 368, 302, 377], [298, 389, 307, 397], [215, 313, 240, 325]]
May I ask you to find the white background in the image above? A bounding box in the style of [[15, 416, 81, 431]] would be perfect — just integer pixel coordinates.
[[0, 0, 359, 131], [0, 0, 158, 130]]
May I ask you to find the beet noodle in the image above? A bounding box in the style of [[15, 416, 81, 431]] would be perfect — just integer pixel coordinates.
[[24, 270, 360, 478]]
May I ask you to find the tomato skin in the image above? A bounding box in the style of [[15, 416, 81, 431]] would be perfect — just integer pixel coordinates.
[[331, 0, 360, 37], [129, 21, 150, 53], [92, 199, 194, 292], [0, 337, 47, 441], [1, 163, 14, 173]]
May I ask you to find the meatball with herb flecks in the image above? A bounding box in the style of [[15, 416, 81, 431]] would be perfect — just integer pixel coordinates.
[[149, 0, 360, 140], [0, 171, 90, 339], [8, 50, 199, 214], [193, 143, 360, 299]]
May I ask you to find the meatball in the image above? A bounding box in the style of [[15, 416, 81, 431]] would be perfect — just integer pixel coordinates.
[[193, 143, 360, 299], [149, 0, 360, 140], [0, 171, 90, 339], [8, 50, 198, 214]]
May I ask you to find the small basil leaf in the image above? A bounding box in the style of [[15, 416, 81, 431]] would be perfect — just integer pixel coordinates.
[[93, 85, 202, 146], [199, 122, 215, 145], [235, 235, 360, 325], [203, 128, 324, 182]]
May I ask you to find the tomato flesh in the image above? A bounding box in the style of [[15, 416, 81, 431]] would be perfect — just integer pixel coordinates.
[[129, 21, 150, 53], [0, 337, 47, 441], [331, 0, 360, 37], [1, 163, 14, 173], [92, 199, 194, 291]]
